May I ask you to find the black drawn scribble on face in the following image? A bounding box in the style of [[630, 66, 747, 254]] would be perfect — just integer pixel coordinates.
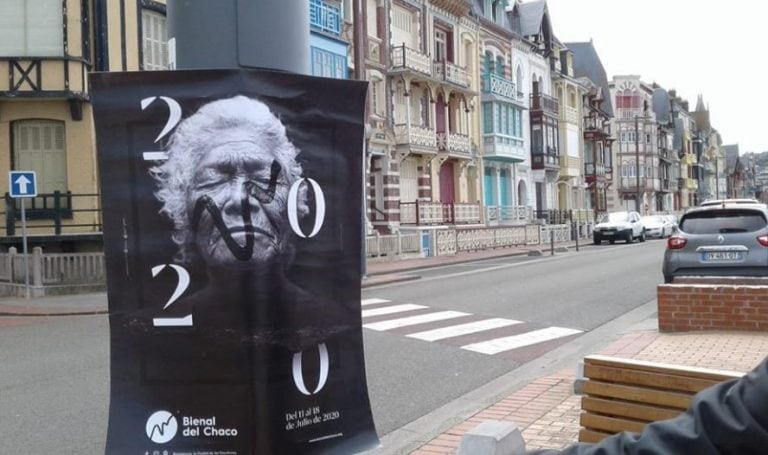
[[247, 159, 283, 205], [190, 160, 284, 261]]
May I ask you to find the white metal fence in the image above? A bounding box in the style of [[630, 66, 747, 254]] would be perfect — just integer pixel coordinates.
[[365, 232, 421, 258], [0, 247, 106, 286]]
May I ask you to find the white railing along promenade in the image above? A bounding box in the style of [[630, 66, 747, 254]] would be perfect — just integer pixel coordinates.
[[0, 247, 106, 286]]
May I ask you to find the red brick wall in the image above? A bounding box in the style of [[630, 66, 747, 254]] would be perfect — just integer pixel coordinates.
[[657, 283, 768, 332]]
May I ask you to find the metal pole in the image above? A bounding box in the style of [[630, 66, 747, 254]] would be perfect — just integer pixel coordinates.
[[715, 156, 720, 198], [575, 209, 579, 252], [634, 115, 640, 213], [168, 0, 309, 74], [21, 201, 29, 299], [550, 228, 554, 256]]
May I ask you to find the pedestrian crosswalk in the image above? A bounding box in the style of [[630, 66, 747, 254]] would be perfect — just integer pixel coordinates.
[[360, 298, 583, 359]]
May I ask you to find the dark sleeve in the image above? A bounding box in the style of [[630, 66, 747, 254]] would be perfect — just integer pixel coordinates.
[[528, 356, 768, 455]]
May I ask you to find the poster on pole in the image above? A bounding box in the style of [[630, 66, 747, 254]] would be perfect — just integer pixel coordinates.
[[90, 69, 378, 454]]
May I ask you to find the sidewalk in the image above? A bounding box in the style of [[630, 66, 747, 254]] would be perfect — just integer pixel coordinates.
[[412, 328, 768, 454], [363, 240, 576, 288]]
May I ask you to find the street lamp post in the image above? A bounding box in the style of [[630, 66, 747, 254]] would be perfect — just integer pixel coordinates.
[[634, 115, 641, 212]]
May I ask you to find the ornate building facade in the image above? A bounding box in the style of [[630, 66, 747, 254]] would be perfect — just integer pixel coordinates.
[[0, 0, 168, 250]]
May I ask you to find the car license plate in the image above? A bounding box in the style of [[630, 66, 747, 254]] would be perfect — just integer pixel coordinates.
[[703, 251, 742, 261], [603, 231, 614, 236]]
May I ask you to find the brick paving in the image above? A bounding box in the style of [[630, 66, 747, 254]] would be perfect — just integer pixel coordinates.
[[415, 329, 768, 453]]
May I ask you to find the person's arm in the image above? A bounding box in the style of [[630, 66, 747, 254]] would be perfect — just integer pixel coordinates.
[[529, 356, 768, 454]]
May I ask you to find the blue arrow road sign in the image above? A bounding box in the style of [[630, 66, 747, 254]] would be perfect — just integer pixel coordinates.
[[9, 171, 37, 198]]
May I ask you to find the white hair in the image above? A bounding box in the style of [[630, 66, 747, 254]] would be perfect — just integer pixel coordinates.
[[151, 96, 303, 264]]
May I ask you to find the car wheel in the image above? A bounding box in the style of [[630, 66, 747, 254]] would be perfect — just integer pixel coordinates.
[[593, 237, 601, 245], [640, 230, 646, 242], [664, 275, 673, 284], [609, 239, 615, 244], [626, 231, 634, 244]]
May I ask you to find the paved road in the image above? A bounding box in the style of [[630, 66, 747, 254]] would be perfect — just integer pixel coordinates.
[[363, 240, 667, 436], [0, 240, 666, 453]]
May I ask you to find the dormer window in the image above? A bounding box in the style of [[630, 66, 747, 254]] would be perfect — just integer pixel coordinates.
[[492, 0, 504, 24]]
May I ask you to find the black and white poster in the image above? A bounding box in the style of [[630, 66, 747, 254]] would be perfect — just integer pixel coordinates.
[[91, 69, 378, 454]]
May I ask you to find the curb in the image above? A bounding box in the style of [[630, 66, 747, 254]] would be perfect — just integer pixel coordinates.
[[0, 308, 108, 317], [362, 273, 421, 289], [366, 243, 577, 277]]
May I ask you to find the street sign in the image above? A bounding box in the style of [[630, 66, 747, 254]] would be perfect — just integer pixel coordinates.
[[9, 171, 37, 198]]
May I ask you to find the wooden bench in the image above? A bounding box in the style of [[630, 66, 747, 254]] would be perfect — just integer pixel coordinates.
[[578, 355, 743, 443]]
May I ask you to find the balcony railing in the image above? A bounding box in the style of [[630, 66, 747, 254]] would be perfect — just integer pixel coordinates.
[[482, 73, 519, 101], [583, 116, 611, 135], [433, 60, 470, 87], [674, 177, 698, 191], [562, 106, 579, 124], [390, 44, 432, 76], [584, 163, 607, 177], [530, 93, 559, 116], [531, 150, 560, 169], [309, 0, 341, 35], [437, 131, 471, 155], [394, 123, 437, 149], [483, 134, 526, 162], [682, 153, 697, 166], [618, 178, 659, 192], [617, 109, 645, 119], [1, 57, 90, 101], [2, 192, 101, 236], [400, 200, 481, 225]]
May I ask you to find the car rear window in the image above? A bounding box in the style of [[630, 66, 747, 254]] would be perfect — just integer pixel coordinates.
[[680, 209, 768, 234]]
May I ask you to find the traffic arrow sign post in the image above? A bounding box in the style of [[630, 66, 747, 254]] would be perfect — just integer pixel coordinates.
[[8, 171, 37, 298], [9, 171, 37, 198]]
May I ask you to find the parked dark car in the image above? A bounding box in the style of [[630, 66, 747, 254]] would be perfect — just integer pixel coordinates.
[[662, 203, 768, 283]]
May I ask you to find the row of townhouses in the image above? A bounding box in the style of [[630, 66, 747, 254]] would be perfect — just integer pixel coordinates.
[[0, 0, 748, 253]]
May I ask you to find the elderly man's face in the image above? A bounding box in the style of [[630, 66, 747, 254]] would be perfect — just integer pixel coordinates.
[[187, 140, 291, 271]]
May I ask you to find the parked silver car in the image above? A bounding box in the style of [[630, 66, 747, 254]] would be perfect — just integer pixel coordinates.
[[662, 203, 768, 283], [593, 211, 646, 244], [641, 214, 674, 238]]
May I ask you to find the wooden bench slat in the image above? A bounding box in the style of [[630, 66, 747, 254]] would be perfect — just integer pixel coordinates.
[[584, 355, 743, 381], [581, 396, 681, 423], [580, 412, 646, 434], [582, 380, 692, 410], [578, 356, 744, 444], [584, 363, 724, 394]]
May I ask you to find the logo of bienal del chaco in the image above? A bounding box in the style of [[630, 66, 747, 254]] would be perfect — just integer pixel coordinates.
[[146, 410, 178, 444]]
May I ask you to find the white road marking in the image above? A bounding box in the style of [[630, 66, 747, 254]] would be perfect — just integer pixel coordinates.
[[407, 318, 523, 341], [152, 315, 193, 327], [361, 298, 391, 306], [361, 304, 427, 318], [461, 327, 583, 355], [364, 311, 469, 331]]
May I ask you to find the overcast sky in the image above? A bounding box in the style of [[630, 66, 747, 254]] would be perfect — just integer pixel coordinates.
[[543, 0, 767, 154]]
